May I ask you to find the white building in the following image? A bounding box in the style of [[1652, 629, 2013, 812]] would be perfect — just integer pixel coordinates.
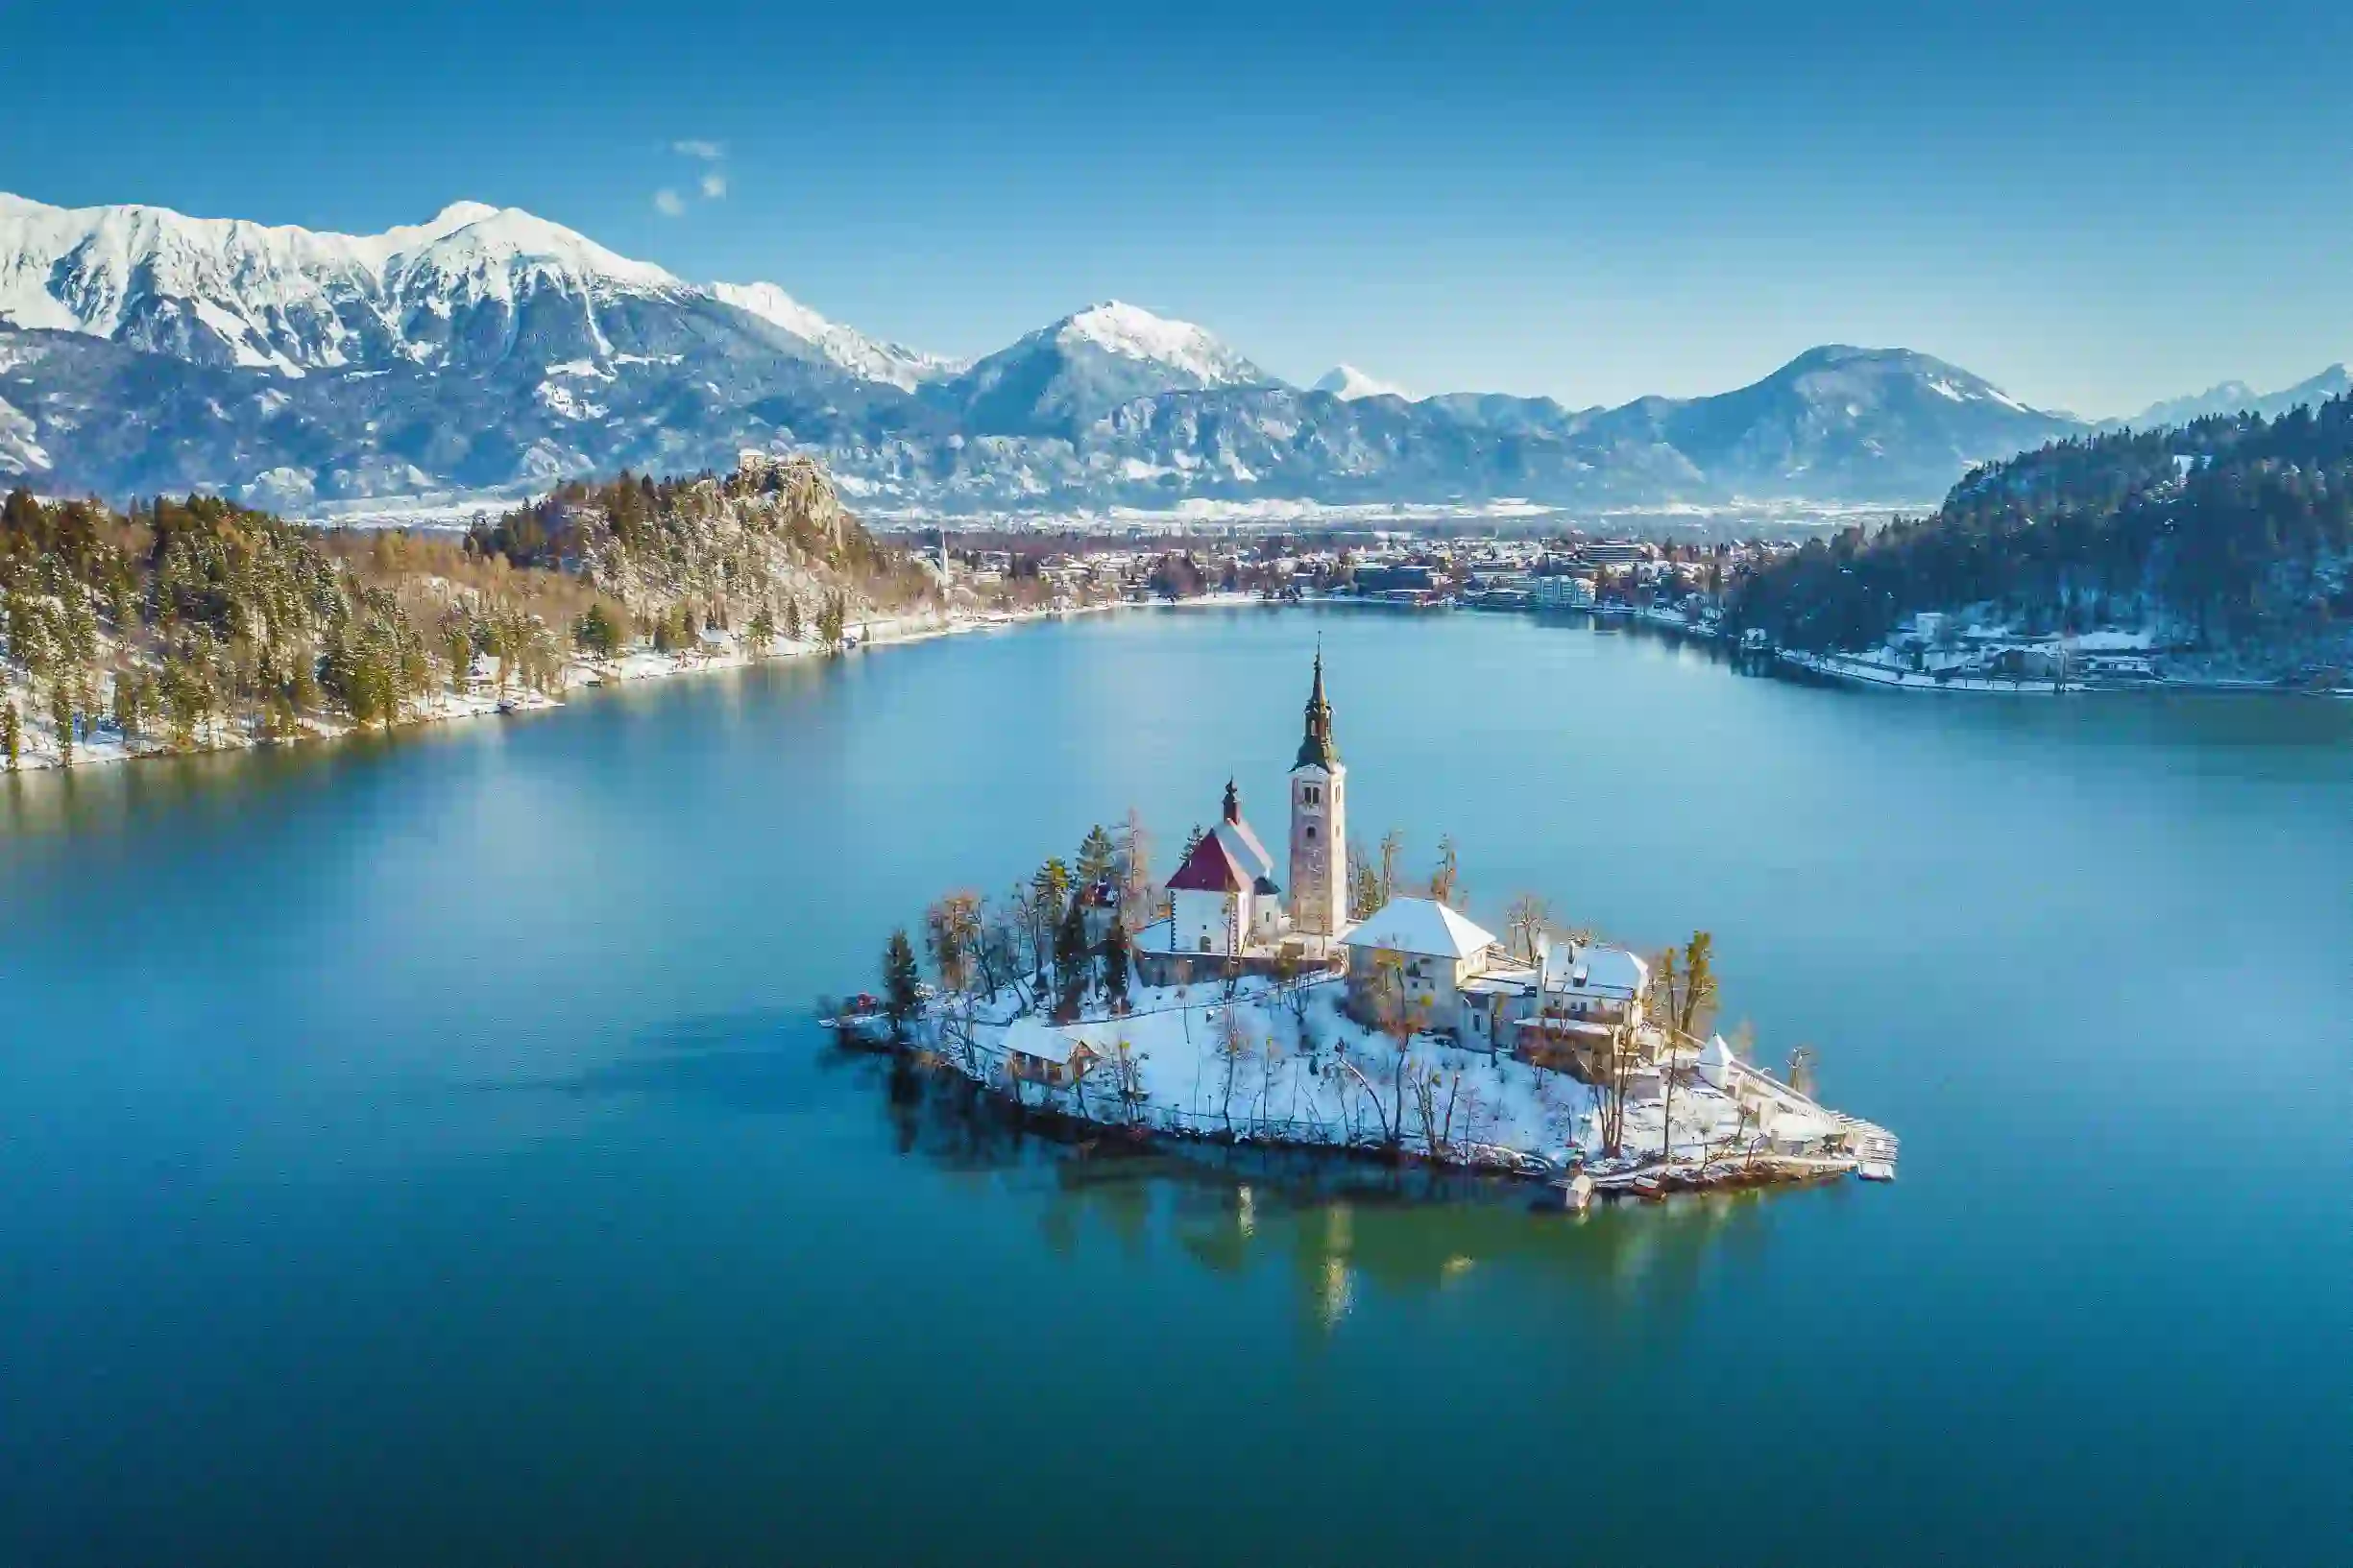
[[1340, 895, 1503, 1034]]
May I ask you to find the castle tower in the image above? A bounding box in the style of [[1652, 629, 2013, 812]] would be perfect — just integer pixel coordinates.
[[1288, 648, 1347, 937]]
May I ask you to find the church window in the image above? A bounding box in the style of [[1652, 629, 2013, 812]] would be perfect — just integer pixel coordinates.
[[1305, 825, 1316, 840]]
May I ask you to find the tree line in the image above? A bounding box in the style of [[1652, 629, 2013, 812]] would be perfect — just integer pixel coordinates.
[[1729, 393, 2353, 651]]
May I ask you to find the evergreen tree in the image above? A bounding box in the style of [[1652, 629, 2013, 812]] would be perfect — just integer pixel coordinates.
[[1, 699, 17, 770], [1076, 823, 1117, 888], [113, 670, 143, 745], [746, 604, 776, 655], [50, 680, 74, 766], [573, 604, 622, 659], [1102, 915, 1131, 1013], [1054, 893, 1091, 1018], [784, 595, 804, 642], [882, 928, 922, 1043]]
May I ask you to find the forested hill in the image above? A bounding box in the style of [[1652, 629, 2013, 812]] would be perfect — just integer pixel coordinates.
[[1730, 394, 2353, 663], [0, 455, 940, 767]]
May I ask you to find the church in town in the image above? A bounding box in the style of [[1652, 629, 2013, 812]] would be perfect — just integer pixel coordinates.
[[1131, 651, 1349, 986], [1128, 650, 1662, 1067]]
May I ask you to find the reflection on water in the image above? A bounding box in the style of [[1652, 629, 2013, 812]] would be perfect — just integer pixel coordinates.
[[837, 1043, 1780, 1338]]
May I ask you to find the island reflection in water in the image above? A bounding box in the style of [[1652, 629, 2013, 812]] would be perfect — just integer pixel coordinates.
[[840, 1040, 1799, 1338]]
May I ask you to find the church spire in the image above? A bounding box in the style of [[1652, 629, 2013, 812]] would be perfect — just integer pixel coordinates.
[[1295, 645, 1339, 771], [1224, 778, 1241, 823]]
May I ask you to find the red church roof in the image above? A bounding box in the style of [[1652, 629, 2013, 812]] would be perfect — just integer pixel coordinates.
[[1167, 829, 1250, 893]]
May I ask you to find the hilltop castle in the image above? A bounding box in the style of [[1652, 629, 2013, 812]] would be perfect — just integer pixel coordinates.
[[1133, 652, 1349, 985]]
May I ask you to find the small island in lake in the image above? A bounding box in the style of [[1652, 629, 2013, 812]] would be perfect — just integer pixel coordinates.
[[842, 653, 1898, 1201]]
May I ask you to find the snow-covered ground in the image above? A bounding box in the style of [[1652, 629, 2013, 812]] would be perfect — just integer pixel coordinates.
[[930, 977, 1857, 1178]]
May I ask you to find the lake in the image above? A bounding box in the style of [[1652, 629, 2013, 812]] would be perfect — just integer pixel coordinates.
[[2, 607, 2347, 1566]]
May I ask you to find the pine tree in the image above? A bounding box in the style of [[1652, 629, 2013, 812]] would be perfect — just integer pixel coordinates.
[[50, 680, 74, 766], [1102, 915, 1131, 1013], [882, 928, 922, 1043], [1, 700, 18, 770], [1076, 823, 1117, 888], [1054, 893, 1091, 1019]]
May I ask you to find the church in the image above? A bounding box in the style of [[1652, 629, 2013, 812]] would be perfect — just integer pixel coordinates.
[[1131, 652, 1349, 986]]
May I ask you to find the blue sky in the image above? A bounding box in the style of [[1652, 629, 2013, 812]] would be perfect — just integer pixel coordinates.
[[6, 0, 2350, 414]]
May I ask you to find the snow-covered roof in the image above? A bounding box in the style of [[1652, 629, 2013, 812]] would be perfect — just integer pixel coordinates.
[[1003, 1016, 1091, 1066], [1342, 896, 1498, 960], [1540, 941, 1649, 1000], [1213, 817, 1275, 884]]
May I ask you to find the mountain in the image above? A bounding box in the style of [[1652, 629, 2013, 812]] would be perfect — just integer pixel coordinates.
[[2121, 365, 2352, 429], [940, 301, 1272, 435], [708, 280, 960, 390], [1578, 346, 2070, 497], [1312, 364, 1411, 401], [0, 191, 942, 386], [0, 191, 2091, 516]]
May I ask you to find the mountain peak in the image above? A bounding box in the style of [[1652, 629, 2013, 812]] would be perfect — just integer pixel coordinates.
[[1313, 364, 1410, 401], [1047, 300, 1261, 383], [425, 200, 500, 232]]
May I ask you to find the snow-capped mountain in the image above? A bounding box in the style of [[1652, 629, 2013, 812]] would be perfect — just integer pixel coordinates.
[[2118, 364, 2351, 429], [942, 301, 1273, 434], [0, 190, 2100, 514], [1312, 364, 1411, 401], [0, 192, 951, 387], [1581, 346, 2066, 490], [709, 280, 960, 390]]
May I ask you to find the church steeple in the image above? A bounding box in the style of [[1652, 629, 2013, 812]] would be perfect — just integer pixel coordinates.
[[1223, 779, 1241, 823], [1295, 647, 1339, 771]]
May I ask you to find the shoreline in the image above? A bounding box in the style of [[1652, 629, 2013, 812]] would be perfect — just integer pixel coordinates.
[[835, 973, 1898, 1201], [0, 593, 1172, 776]]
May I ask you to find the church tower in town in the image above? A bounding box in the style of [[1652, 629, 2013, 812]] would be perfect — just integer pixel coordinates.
[[1288, 649, 1348, 938]]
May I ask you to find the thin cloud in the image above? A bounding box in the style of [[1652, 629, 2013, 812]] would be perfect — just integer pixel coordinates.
[[671, 139, 725, 160], [653, 188, 688, 217], [699, 171, 728, 200]]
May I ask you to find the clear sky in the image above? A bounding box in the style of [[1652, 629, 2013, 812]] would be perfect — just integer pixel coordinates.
[[6, 0, 2350, 415]]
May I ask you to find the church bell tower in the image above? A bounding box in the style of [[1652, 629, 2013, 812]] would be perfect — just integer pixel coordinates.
[[1288, 648, 1347, 938]]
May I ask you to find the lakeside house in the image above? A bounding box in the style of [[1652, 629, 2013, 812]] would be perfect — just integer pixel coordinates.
[[1340, 896, 1504, 1035], [1002, 1015, 1098, 1089]]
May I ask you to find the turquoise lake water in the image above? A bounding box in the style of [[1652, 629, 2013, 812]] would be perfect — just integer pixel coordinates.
[[2, 607, 2347, 1565]]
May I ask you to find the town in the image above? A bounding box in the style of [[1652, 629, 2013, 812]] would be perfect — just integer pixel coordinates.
[[840, 652, 1899, 1205]]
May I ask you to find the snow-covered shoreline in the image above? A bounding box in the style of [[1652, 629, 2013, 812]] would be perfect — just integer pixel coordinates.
[[0, 596, 1168, 775], [853, 975, 1895, 1194]]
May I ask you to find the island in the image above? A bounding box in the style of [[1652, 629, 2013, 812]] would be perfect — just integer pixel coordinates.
[[841, 653, 1899, 1203]]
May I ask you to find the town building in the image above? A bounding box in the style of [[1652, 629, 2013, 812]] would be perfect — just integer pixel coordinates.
[[1339, 895, 1503, 1035]]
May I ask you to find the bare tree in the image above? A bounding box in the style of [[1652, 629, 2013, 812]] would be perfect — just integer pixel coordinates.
[[1430, 834, 1463, 907], [1504, 893, 1553, 964], [1367, 950, 1423, 1146], [1216, 1006, 1249, 1134]]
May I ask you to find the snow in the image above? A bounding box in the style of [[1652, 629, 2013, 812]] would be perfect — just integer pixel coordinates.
[[1343, 895, 1498, 960], [0, 189, 764, 375], [1050, 301, 1263, 385], [1313, 364, 1412, 401], [950, 977, 1818, 1172], [0, 394, 49, 470], [710, 279, 959, 389]]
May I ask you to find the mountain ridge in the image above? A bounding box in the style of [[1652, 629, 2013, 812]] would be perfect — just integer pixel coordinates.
[[1, 189, 2090, 516]]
